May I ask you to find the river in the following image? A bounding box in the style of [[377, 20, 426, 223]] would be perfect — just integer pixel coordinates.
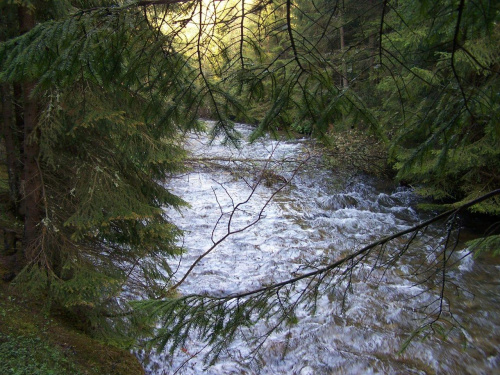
[[138, 122, 500, 374]]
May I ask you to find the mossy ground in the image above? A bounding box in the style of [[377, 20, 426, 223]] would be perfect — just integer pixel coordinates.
[[0, 258, 144, 375]]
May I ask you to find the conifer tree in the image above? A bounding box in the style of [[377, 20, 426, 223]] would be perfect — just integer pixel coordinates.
[[376, 0, 500, 213], [0, 0, 208, 341]]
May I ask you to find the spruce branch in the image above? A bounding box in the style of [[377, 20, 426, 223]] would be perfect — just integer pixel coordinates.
[[286, 0, 304, 72], [140, 189, 500, 366]]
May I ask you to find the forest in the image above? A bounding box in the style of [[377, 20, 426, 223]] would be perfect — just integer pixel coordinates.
[[0, 0, 499, 374]]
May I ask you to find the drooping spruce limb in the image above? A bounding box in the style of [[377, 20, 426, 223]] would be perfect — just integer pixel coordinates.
[[138, 189, 500, 368]]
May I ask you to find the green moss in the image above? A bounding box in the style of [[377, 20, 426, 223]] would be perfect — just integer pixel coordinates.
[[0, 283, 144, 375], [0, 334, 84, 375]]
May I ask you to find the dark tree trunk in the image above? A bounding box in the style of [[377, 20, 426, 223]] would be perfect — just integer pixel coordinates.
[[368, 0, 376, 72], [1, 83, 21, 214], [18, 5, 43, 268], [14, 83, 25, 204], [340, 19, 348, 89], [21, 80, 42, 264]]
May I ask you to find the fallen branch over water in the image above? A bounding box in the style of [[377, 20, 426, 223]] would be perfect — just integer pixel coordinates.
[[138, 189, 500, 368], [185, 156, 305, 164], [226, 188, 500, 299]]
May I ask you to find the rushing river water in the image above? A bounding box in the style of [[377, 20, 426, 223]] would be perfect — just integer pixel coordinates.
[[139, 122, 500, 374]]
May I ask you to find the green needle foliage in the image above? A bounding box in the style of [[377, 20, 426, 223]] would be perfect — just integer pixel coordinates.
[[0, 0, 208, 344], [378, 0, 500, 212]]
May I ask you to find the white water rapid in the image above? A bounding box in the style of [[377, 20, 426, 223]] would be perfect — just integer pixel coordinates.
[[139, 122, 500, 375]]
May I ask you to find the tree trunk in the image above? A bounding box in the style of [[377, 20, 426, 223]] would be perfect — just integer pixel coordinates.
[[21, 81, 42, 263], [14, 83, 25, 204], [339, 19, 348, 89], [18, 5, 43, 268], [1, 83, 21, 214], [368, 0, 376, 72]]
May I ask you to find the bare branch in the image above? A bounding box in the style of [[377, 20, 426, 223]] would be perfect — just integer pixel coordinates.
[[167, 146, 312, 292], [221, 189, 500, 300]]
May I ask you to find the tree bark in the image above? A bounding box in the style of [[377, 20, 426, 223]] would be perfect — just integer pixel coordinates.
[[13, 84, 26, 218], [339, 19, 348, 89], [1, 84, 21, 214], [18, 5, 43, 267], [21, 81, 42, 261]]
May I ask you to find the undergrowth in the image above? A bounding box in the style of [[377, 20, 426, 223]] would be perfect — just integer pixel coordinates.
[[0, 281, 144, 375]]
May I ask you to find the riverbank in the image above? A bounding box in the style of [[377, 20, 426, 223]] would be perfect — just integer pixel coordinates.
[[0, 271, 144, 375]]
